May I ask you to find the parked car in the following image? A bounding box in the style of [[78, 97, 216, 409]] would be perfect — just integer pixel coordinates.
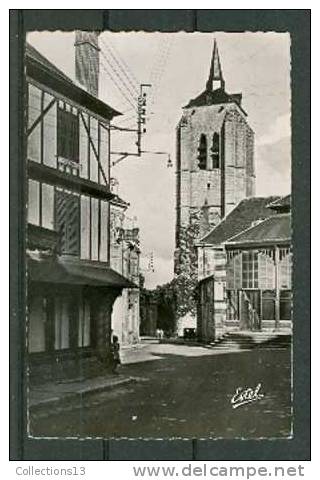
[[183, 328, 196, 340]]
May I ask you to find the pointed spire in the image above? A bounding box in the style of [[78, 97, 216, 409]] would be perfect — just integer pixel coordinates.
[[206, 39, 225, 92]]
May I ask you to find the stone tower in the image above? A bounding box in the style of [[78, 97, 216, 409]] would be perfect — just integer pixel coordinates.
[[174, 40, 255, 322]]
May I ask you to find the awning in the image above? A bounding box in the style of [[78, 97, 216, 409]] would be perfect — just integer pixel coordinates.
[[27, 254, 137, 289]]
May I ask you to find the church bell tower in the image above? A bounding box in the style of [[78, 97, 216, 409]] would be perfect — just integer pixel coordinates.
[[175, 39, 255, 277]]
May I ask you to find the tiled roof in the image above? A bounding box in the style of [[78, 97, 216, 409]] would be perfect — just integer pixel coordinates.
[[26, 43, 121, 120], [199, 196, 281, 246], [225, 214, 291, 247], [184, 87, 244, 110], [26, 43, 74, 84]]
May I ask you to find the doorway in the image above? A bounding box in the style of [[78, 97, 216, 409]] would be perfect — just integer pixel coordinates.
[[239, 290, 261, 331]]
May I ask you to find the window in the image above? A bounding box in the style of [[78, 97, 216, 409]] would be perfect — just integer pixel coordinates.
[[226, 251, 242, 290], [28, 84, 41, 163], [100, 200, 109, 262], [57, 107, 79, 162], [28, 179, 40, 226], [54, 297, 70, 350], [41, 183, 55, 230], [262, 290, 276, 320], [279, 249, 292, 289], [211, 133, 220, 168], [197, 134, 207, 170], [80, 195, 109, 263], [28, 180, 55, 230], [91, 198, 99, 261], [54, 295, 84, 350], [258, 251, 275, 289], [280, 290, 292, 320], [78, 299, 91, 347], [28, 295, 46, 353], [242, 251, 258, 289]]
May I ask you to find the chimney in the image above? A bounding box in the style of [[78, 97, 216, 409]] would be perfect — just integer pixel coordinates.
[[75, 31, 100, 97]]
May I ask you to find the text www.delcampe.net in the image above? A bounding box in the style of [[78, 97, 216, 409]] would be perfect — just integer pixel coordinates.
[[133, 464, 305, 479]]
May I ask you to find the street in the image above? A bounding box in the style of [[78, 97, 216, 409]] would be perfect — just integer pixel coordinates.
[[30, 341, 292, 439]]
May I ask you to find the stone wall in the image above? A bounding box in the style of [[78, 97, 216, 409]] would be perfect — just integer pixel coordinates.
[[175, 101, 255, 322]]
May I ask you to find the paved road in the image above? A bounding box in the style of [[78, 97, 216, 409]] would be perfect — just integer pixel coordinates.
[[30, 342, 292, 439]]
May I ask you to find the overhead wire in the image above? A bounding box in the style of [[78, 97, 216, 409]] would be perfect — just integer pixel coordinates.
[[100, 38, 139, 97], [100, 53, 136, 108], [99, 56, 137, 111], [100, 49, 137, 104]]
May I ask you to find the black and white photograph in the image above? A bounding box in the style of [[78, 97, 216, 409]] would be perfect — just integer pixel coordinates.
[[24, 27, 293, 440]]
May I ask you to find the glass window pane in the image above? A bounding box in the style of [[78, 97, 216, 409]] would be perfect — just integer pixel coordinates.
[[28, 84, 41, 163], [91, 198, 99, 260], [41, 183, 54, 230], [78, 299, 91, 347], [57, 107, 79, 162], [28, 180, 40, 225], [100, 200, 109, 262], [54, 297, 69, 350], [80, 195, 90, 260], [28, 295, 46, 352]]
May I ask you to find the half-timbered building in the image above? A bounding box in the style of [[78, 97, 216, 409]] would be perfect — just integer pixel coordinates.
[[26, 41, 136, 383]]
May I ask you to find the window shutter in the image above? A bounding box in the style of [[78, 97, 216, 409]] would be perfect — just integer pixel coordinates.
[[57, 107, 79, 163]]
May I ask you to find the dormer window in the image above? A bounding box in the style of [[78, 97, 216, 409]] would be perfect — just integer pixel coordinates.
[[211, 132, 220, 168], [198, 134, 207, 170]]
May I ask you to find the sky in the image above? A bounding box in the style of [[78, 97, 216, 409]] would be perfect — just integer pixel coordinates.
[[27, 31, 291, 289]]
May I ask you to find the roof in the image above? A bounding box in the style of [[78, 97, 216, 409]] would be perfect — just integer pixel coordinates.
[[26, 43, 121, 121], [26, 43, 75, 84], [206, 39, 224, 91], [184, 39, 245, 114], [199, 196, 281, 246], [267, 194, 291, 212], [225, 214, 291, 247], [28, 254, 136, 288], [184, 87, 244, 112]]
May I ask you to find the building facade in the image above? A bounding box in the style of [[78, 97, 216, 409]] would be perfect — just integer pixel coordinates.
[[174, 39, 255, 329], [26, 37, 136, 383], [110, 197, 141, 345], [196, 195, 292, 342]]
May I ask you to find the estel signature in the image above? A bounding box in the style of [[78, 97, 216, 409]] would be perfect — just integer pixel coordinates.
[[231, 383, 265, 409]]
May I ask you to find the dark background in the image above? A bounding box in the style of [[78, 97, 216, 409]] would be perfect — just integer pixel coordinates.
[[10, 9, 310, 461]]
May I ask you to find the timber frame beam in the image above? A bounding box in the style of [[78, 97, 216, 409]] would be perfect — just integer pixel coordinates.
[[79, 112, 109, 187], [27, 98, 56, 137]]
